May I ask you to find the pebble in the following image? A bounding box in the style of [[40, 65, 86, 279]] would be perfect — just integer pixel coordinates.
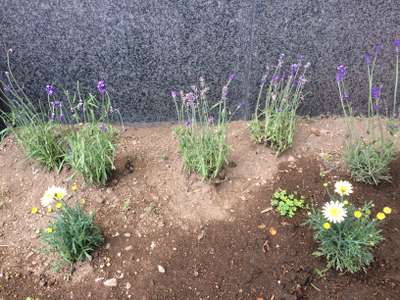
[[158, 265, 166, 273], [103, 278, 117, 287], [125, 245, 133, 251]]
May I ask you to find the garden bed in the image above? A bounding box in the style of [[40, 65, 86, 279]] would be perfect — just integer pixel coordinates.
[[0, 118, 399, 299]]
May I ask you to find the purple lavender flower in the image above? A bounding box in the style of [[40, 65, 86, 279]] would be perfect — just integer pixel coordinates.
[[297, 75, 307, 86], [99, 123, 107, 132], [208, 116, 215, 125], [371, 86, 381, 100], [228, 72, 236, 81], [185, 92, 196, 105], [290, 64, 299, 76], [394, 39, 400, 52], [3, 84, 10, 93], [171, 90, 177, 98], [51, 100, 61, 108], [184, 120, 191, 127], [336, 65, 347, 82], [297, 54, 304, 63], [59, 114, 65, 122], [271, 75, 280, 85], [97, 80, 106, 94], [45, 84, 55, 96], [373, 103, 380, 111], [375, 44, 383, 55], [364, 53, 371, 65]]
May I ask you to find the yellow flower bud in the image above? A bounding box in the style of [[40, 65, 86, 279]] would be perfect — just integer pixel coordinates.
[[376, 212, 385, 220], [354, 210, 362, 219], [47, 227, 53, 233], [55, 202, 62, 209], [71, 182, 78, 192], [323, 222, 331, 230], [383, 207, 392, 215], [31, 207, 38, 214]]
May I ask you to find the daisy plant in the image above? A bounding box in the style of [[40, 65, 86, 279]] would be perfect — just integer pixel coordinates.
[[249, 54, 310, 155], [41, 201, 103, 263], [40, 186, 67, 209], [172, 73, 237, 181], [337, 42, 398, 185], [306, 180, 391, 273]]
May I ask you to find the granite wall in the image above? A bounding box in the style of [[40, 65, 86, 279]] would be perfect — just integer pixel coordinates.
[[0, 0, 399, 123]]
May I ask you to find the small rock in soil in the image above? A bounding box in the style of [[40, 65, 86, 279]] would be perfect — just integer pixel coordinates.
[[158, 265, 166, 273], [103, 278, 117, 287]]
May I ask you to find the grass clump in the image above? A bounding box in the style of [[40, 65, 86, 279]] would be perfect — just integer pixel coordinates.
[[306, 180, 390, 273], [250, 55, 310, 155], [336, 42, 399, 185], [271, 189, 305, 218], [16, 123, 67, 171], [41, 201, 103, 263], [65, 123, 116, 185], [172, 74, 236, 180]]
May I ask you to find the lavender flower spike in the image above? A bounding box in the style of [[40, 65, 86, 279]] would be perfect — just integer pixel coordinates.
[[290, 64, 299, 76], [336, 65, 347, 82], [364, 53, 372, 65], [45, 84, 55, 96], [394, 39, 400, 52], [371, 86, 381, 100], [97, 80, 106, 94], [228, 72, 236, 81], [171, 90, 177, 98]]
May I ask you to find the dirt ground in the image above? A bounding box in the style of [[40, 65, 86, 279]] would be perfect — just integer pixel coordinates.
[[0, 118, 399, 300]]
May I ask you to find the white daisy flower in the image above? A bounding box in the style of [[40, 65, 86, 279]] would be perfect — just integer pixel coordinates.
[[323, 201, 347, 223], [40, 186, 67, 207], [334, 180, 353, 197]]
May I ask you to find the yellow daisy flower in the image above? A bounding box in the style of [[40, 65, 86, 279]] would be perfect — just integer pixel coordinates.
[[55, 202, 62, 209], [323, 222, 331, 230], [354, 210, 362, 219], [47, 207, 53, 213], [47, 227, 54, 233], [31, 207, 38, 214], [376, 212, 385, 220], [383, 207, 392, 215]]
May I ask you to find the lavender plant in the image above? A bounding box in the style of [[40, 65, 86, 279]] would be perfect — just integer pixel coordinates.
[[0, 50, 121, 184], [337, 42, 398, 185], [172, 74, 235, 180], [249, 54, 310, 155]]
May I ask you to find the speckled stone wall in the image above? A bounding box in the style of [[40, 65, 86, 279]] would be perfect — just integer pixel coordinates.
[[0, 0, 399, 122]]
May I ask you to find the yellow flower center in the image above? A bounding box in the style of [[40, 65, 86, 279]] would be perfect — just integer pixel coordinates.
[[376, 212, 386, 220], [354, 210, 362, 218], [31, 207, 38, 214], [328, 207, 340, 217], [54, 193, 62, 200]]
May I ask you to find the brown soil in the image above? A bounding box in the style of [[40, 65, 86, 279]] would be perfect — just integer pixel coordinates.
[[0, 118, 399, 300]]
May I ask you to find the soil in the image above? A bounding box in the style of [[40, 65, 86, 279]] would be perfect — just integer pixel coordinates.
[[0, 118, 399, 300]]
